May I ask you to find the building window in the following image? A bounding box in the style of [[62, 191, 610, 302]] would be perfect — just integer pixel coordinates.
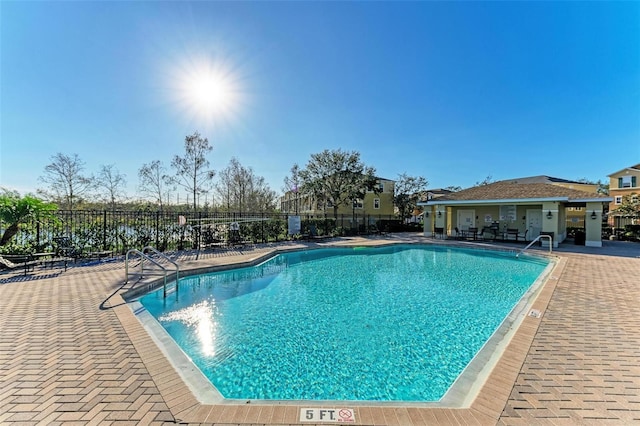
[[619, 175, 637, 188], [632, 195, 639, 204], [615, 196, 622, 205], [353, 199, 363, 209], [374, 198, 380, 209], [368, 183, 384, 193]]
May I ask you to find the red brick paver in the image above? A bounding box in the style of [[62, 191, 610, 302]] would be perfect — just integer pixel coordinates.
[[1, 236, 639, 425], [499, 252, 640, 424], [0, 264, 174, 425]]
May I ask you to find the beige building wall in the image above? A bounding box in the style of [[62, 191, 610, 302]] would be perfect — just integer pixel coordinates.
[[585, 202, 603, 247], [280, 179, 395, 217], [608, 166, 640, 217]]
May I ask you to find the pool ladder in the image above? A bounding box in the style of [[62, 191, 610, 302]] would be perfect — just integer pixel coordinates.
[[125, 246, 180, 297], [516, 235, 553, 258]]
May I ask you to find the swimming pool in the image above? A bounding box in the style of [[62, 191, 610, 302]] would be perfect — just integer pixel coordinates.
[[137, 244, 550, 402]]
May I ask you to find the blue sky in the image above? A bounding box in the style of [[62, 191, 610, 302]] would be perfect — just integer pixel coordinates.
[[1, 1, 639, 202]]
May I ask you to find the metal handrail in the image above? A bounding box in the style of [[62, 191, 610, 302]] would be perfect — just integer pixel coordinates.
[[125, 248, 179, 298], [516, 234, 553, 258], [143, 246, 180, 284]]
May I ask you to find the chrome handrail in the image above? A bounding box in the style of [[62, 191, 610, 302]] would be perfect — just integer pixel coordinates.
[[125, 247, 179, 298], [516, 234, 553, 258], [143, 246, 180, 285]]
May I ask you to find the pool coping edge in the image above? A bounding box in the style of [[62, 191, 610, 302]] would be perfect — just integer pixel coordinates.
[[113, 240, 565, 424]]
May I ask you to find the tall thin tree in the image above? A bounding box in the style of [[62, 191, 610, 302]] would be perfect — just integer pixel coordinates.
[[283, 164, 302, 214], [138, 160, 174, 210], [171, 131, 216, 209], [95, 164, 127, 210], [38, 153, 93, 211], [215, 158, 276, 212]]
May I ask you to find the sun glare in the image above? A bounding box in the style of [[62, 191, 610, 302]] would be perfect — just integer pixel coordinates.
[[171, 58, 244, 126], [188, 71, 233, 114]]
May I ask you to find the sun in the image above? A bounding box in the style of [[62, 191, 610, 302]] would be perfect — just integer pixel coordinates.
[[172, 58, 243, 126], [187, 70, 234, 115]]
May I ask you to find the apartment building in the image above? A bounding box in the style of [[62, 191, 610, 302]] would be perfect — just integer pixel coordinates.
[[608, 163, 640, 219], [280, 177, 395, 217]]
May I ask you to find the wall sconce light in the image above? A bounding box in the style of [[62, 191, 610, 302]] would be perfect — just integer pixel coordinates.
[[424, 211, 429, 218], [522, 216, 526, 220], [591, 211, 597, 220], [546, 210, 553, 219], [437, 211, 442, 218]]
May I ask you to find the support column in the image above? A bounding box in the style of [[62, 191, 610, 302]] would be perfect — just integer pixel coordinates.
[[435, 207, 447, 237], [423, 207, 434, 237], [541, 201, 559, 248], [585, 202, 603, 247]]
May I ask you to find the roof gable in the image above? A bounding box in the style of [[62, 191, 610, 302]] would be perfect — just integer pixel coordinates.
[[607, 164, 640, 177]]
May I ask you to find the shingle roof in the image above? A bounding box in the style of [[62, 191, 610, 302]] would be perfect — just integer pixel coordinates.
[[498, 175, 587, 185], [428, 181, 610, 203]]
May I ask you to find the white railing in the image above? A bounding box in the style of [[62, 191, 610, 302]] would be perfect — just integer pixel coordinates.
[[516, 234, 553, 258]]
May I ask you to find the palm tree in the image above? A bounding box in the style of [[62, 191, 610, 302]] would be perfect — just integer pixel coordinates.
[[0, 190, 58, 247]]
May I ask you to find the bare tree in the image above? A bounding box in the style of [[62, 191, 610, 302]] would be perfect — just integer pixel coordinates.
[[474, 175, 496, 187], [393, 173, 428, 221], [38, 153, 93, 211], [283, 163, 302, 214], [138, 160, 174, 210], [171, 131, 215, 209], [215, 158, 276, 212], [283, 163, 302, 194], [298, 149, 377, 219], [95, 164, 127, 210], [576, 178, 610, 195]]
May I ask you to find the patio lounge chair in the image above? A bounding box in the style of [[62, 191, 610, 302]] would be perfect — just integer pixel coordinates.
[[302, 224, 318, 240], [466, 227, 478, 240], [479, 226, 497, 241], [228, 222, 244, 246], [506, 228, 529, 242], [454, 227, 463, 240], [368, 223, 383, 235], [519, 229, 529, 242], [0, 254, 39, 276], [433, 227, 444, 239], [53, 236, 81, 259]]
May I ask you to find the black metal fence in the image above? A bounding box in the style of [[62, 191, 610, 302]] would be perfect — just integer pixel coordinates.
[[607, 216, 640, 241], [2, 210, 399, 255], [609, 216, 638, 230]]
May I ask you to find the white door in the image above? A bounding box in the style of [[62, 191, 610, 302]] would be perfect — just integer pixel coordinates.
[[457, 209, 475, 230], [527, 209, 543, 240]]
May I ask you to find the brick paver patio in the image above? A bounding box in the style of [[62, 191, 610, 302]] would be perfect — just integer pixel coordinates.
[[1, 235, 639, 425]]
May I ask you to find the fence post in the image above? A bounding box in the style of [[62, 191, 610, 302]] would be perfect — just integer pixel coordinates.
[[155, 211, 160, 249], [102, 210, 107, 250], [197, 211, 202, 249]]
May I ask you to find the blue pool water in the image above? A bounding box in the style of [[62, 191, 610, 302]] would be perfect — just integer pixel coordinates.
[[138, 245, 549, 402]]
